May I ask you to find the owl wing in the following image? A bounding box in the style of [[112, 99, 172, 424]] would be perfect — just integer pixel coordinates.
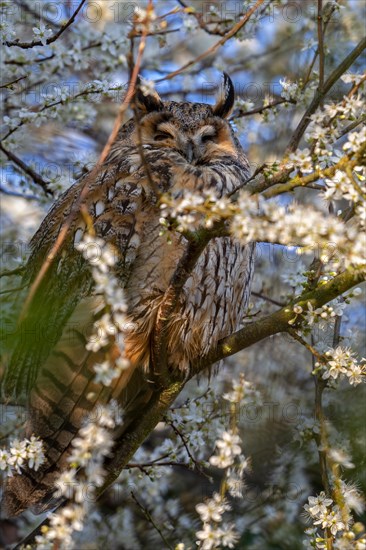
[[2, 156, 147, 399]]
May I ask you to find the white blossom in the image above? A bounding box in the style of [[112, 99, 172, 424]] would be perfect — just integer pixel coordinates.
[[222, 374, 261, 405], [304, 492, 333, 519], [324, 170, 363, 202], [313, 507, 346, 536], [318, 347, 366, 385], [279, 78, 301, 101], [196, 523, 223, 549], [32, 23, 53, 45], [209, 431, 242, 469], [0, 436, 45, 476], [343, 127, 366, 153], [196, 493, 231, 523], [288, 148, 313, 173], [26, 435, 45, 470]]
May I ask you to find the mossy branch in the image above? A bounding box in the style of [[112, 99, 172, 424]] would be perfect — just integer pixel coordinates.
[[192, 268, 365, 372]]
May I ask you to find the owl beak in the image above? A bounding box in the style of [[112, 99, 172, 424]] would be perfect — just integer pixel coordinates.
[[185, 142, 194, 163]]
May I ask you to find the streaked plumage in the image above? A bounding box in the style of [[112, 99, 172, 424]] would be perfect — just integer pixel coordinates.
[[2, 75, 255, 516]]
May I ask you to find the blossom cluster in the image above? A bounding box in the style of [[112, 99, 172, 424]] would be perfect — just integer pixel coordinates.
[[195, 428, 245, 549], [192, 376, 257, 549], [222, 373, 261, 405], [161, 187, 366, 269], [304, 300, 346, 326], [287, 148, 314, 173], [35, 403, 118, 549], [317, 346, 366, 386], [305, 95, 365, 158], [279, 78, 302, 102], [75, 234, 130, 385], [324, 167, 365, 202], [304, 492, 346, 536], [304, 490, 366, 549], [209, 430, 243, 469], [0, 435, 45, 476]]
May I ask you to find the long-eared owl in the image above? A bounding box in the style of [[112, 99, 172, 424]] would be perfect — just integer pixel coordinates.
[[2, 74, 255, 516]]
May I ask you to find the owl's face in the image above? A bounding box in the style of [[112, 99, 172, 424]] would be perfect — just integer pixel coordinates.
[[129, 74, 241, 166], [133, 112, 237, 165]]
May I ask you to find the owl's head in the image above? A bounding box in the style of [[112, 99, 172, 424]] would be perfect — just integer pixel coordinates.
[[124, 74, 244, 166]]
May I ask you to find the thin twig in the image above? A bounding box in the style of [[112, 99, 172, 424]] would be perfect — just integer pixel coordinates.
[[155, 0, 266, 82], [127, 460, 194, 470], [336, 114, 366, 141], [287, 329, 324, 363], [302, 6, 333, 91], [168, 420, 209, 478], [0, 185, 40, 200], [0, 143, 52, 196], [252, 291, 285, 307], [0, 266, 25, 278], [231, 98, 295, 120], [14, 0, 61, 29], [4, 0, 87, 49], [1, 85, 127, 142], [317, 0, 325, 100], [0, 285, 26, 296], [286, 37, 366, 154], [130, 491, 174, 550], [0, 75, 27, 89]]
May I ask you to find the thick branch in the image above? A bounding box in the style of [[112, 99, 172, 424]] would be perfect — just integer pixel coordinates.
[[100, 382, 184, 495], [192, 268, 365, 373], [93, 270, 365, 494], [93, 269, 365, 509], [262, 147, 363, 199]]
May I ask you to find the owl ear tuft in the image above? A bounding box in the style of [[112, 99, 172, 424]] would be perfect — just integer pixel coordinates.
[[135, 77, 164, 113], [212, 73, 235, 118]]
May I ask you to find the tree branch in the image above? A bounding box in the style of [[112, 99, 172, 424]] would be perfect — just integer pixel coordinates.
[[12, 265, 364, 549], [0, 75, 27, 89], [192, 268, 365, 373], [231, 98, 294, 120], [317, 0, 325, 99], [130, 491, 174, 550], [286, 36, 366, 154], [0, 143, 53, 196], [155, 0, 266, 82], [262, 146, 364, 199], [4, 0, 87, 49]]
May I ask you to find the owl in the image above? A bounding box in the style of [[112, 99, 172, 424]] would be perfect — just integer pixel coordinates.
[[2, 74, 255, 516]]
